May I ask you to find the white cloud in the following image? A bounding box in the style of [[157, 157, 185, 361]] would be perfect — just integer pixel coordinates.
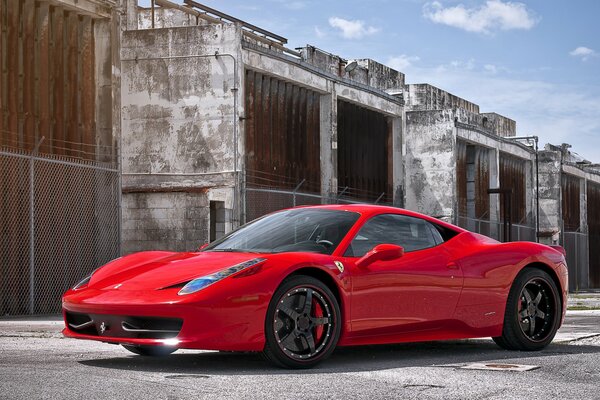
[[328, 17, 380, 39], [569, 46, 597, 61], [423, 0, 538, 34], [387, 55, 420, 71]]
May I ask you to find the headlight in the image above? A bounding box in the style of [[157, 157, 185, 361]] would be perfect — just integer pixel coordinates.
[[178, 258, 266, 295], [72, 267, 100, 290], [73, 274, 92, 290]]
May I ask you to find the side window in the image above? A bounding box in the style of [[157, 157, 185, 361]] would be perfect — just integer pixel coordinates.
[[345, 214, 440, 257]]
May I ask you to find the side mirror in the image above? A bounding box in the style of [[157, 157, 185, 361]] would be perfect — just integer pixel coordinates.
[[198, 243, 209, 251], [356, 244, 404, 268]]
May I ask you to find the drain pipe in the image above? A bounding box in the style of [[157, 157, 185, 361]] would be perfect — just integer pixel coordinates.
[[509, 135, 539, 242], [121, 52, 240, 228]]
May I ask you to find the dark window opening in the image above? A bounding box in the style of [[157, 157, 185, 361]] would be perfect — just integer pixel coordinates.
[[209, 201, 226, 242], [561, 174, 580, 232], [337, 100, 392, 203], [499, 152, 527, 224]]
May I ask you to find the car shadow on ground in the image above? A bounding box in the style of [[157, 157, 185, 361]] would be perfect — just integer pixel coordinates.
[[78, 339, 600, 375]]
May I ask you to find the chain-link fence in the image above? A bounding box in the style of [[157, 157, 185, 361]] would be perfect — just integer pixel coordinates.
[[562, 231, 589, 292], [245, 185, 393, 223], [456, 216, 537, 242], [1, 148, 120, 316], [457, 216, 591, 291], [245, 188, 322, 222]]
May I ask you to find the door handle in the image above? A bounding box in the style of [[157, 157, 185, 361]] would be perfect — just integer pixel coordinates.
[[447, 262, 459, 270]]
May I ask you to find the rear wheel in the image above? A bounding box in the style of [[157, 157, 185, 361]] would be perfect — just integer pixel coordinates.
[[493, 268, 561, 351], [263, 275, 341, 369], [122, 344, 176, 357]]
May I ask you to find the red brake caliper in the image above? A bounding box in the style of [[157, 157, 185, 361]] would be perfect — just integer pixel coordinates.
[[313, 301, 324, 345]]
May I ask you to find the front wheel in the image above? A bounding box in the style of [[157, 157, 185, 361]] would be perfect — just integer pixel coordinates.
[[122, 344, 176, 357], [493, 268, 561, 351], [263, 275, 341, 369]]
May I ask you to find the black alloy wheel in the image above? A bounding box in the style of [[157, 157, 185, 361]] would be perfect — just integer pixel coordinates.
[[263, 275, 341, 368], [493, 268, 561, 351]]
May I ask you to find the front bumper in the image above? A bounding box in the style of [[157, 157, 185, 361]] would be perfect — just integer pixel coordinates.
[[62, 287, 268, 351]]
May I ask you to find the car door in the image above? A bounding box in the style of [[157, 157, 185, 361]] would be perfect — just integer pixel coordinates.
[[343, 213, 464, 337]]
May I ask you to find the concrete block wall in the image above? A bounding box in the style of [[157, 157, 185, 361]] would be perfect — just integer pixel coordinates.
[[122, 192, 209, 253]]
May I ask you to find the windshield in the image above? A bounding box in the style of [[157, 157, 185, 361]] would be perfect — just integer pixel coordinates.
[[204, 209, 360, 254]]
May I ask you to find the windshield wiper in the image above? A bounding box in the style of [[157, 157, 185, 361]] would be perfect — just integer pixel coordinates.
[[208, 248, 240, 252]]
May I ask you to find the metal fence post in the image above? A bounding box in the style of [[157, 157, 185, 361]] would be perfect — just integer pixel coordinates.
[[292, 179, 305, 207], [29, 137, 45, 314]]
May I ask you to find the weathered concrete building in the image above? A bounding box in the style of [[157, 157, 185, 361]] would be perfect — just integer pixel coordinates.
[[1, 0, 599, 318], [117, 0, 600, 290], [537, 145, 600, 290], [119, 0, 404, 253], [403, 83, 536, 240], [402, 84, 600, 290]]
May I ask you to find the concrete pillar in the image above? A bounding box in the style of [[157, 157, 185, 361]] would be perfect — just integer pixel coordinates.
[[94, 19, 113, 162], [465, 145, 476, 231], [537, 150, 562, 245], [124, 0, 138, 30], [391, 116, 403, 207], [579, 177, 590, 288], [489, 148, 500, 238], [525, 156, 534, 226], [581, 178, 588, 234], [320, 84, 337, 203]]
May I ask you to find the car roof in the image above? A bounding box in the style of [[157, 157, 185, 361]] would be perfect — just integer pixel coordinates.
[[291, 204, 466, 233]]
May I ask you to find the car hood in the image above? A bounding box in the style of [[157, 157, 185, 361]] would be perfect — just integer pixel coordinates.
[[89, 251, 265, 291]]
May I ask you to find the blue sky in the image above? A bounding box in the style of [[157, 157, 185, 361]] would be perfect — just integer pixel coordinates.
[[141, 1, 600, 162]]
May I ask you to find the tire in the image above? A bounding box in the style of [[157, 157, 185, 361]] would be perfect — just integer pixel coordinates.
[[262, 275, 341, 369], [493, 267, 561, 351], [122, 344, 177, 357]]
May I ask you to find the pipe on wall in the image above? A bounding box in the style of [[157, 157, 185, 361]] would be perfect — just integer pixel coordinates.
[[120, 52, 240, 228]]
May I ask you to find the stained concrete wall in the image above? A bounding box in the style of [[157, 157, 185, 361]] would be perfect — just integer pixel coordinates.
[[137, 7, 197, 29], [480, 112, 516, 137], [404, 109, 456, 220], [120, 23, 242, 253], [297, 47, 405, 91], [405, 84, 480, 114], [537, 149, 562, 244]]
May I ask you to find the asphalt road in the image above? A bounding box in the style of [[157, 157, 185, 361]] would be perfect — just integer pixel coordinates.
[[1, 312, 599, 400]]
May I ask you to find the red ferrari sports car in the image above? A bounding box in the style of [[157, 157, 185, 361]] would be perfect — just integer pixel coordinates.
[[62, 205, 568, 368]]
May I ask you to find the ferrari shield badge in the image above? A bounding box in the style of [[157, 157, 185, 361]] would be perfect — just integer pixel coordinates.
[[334, 261, 344, 273]]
